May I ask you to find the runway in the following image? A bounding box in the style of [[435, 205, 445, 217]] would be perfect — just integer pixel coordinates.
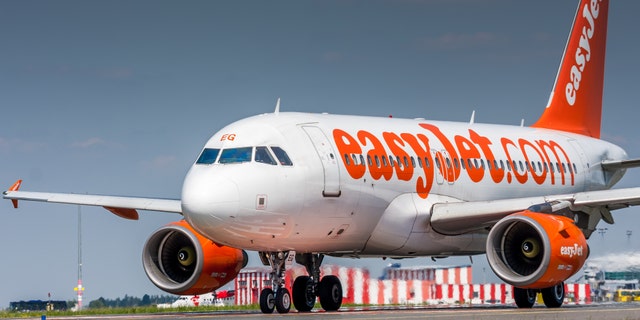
[[44, 303, 640, 320]]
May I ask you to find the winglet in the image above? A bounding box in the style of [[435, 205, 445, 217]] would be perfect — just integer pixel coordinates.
[[6, 180, 22, 208]]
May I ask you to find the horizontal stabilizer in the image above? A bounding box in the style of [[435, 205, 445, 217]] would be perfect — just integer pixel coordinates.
[[601, 158, 640, 170]]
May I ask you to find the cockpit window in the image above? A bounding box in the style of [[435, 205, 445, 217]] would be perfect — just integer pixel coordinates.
[[255, 146, 277, 165], [271, 146, 293, 166], [196, 148, 220, 164], [219, 147, 253, 164]]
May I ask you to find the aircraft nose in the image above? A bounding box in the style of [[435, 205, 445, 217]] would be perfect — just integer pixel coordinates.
[[181, 169, 240, 226]]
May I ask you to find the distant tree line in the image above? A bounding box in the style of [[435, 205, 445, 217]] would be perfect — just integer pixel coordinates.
[[87, 294, 177, 309], [9, 300, 67, 312], [9, 294, 177, 311]]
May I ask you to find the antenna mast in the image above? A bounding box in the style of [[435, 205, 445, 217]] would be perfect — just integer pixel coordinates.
[[74, 206, 85, 310]]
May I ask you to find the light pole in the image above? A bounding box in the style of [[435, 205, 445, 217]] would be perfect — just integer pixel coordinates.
[[597, 228, 608, 240]]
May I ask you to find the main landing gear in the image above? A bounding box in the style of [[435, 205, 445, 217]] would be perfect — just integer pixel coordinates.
[[258, 252, 343, 314], [513, 282, 565, 308]]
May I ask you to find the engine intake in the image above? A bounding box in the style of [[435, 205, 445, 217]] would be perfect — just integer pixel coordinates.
[[142, 220, 248, 295], [486, 211, 588, 289]]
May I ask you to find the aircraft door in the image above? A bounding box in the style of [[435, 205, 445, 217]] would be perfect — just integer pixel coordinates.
[[302, 126, 341, 197], [431, 149, 445, 185]]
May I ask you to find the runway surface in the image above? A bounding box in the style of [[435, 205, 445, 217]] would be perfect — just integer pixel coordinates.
[[41, 303, 640, 320]]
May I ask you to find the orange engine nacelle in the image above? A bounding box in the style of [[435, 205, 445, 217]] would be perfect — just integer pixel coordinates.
[[486, 211, 588, 289], [142, 220, 248, 295]]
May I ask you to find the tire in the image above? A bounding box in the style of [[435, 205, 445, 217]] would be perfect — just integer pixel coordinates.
[[259, 288, 275, 314], [275, 287, 291, 314], [318, 275, 342, 311], [541, 282, 564, 308], [293, 276, 316, 312], [514, 287, 536, 308]]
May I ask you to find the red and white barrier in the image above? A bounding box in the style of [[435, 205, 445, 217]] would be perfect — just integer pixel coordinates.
[[564, 283, 591, 304], [233, 265, 590, 306], [384, 265, 472, 284]]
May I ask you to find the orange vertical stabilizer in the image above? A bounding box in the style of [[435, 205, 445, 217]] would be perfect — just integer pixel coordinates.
[[532, 0, 609, 138]]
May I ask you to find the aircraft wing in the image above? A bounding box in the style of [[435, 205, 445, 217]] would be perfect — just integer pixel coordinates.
[[3, 180, 181, 220], [430, 187, 640, 237]]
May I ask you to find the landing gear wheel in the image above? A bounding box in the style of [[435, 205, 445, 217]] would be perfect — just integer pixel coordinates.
[[541, 282, 565, 308], [514, 287, 536, 308], [293, 275, 316, 312], [275, 288, 291, 313], [319, 275, 342, 311], [259, 288, 275, 314]]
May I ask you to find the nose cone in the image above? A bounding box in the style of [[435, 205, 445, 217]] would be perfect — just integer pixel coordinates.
[[181, 167, 239, 233]]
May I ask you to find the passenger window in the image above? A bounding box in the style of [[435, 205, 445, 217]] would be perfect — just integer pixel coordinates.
[[219, 147, 252, 164], [271, 146, 293, 166], [255, 146, 277, 165], [196, 148, 220, 165], [573, 163, 578, 174], [360, 154, 365, 166], [344, 154, 351, 165]]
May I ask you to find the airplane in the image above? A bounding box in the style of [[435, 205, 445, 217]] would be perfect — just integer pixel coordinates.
[[3, 0, 637, 314]]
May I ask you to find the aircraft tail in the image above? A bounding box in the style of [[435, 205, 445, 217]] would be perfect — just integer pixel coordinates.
[[531, 0, 609, 138]]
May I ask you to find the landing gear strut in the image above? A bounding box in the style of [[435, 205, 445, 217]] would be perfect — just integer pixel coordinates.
[[258, 252, 343, 313], [293, 253, 342, 312], [258, 251, 291, 314]]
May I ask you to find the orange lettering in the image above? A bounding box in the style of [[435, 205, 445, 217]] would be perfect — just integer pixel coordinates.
[[333, 129, 366, 179], [469, 130, 504, 183], [519, 139, 547, 185], [455, 135, 484, 183], [383, 132, 414, 181], [401, 133, 434, 198], [357, 130, 393, 181], [420, 124, 460, 183], [502, 138, 528, 184]]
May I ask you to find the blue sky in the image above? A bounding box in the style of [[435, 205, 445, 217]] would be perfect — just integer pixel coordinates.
[[1, 0, 640, 307]]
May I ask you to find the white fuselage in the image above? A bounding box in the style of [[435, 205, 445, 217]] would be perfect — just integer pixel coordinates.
[[180, 112, 626, 257]]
